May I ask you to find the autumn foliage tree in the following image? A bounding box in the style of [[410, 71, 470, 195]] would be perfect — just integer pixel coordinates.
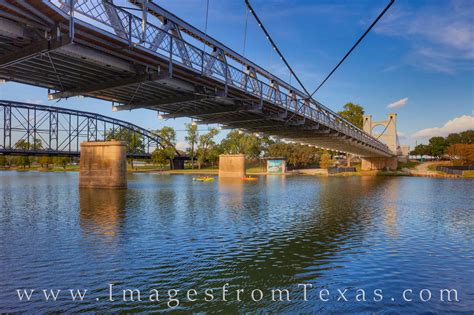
[[319, 151, 332, 169], [446, 144, 474, 166]]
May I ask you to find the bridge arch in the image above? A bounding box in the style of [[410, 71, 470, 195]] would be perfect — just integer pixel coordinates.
[[0, 100, 174, 158]]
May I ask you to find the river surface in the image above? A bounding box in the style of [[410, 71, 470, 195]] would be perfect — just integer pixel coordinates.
[[0, 172, 473, 313]]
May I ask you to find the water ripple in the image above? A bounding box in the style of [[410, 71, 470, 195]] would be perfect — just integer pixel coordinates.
[[0, 172, 473, 313]]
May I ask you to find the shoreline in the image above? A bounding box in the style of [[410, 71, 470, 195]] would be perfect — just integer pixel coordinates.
[[0, 167, 468, 178]]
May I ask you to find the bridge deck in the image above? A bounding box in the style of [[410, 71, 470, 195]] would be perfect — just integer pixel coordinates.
[[0, 0, 393, 157]]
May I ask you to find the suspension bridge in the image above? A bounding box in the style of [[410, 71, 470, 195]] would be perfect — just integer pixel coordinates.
[[0, 0, 395, 160]]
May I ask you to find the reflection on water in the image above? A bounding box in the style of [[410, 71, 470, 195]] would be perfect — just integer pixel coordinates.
[[79, 188, 126, 240], [0, 172, 473, 313], [383, 178, 399, 238], [218, 177, 244, 208]]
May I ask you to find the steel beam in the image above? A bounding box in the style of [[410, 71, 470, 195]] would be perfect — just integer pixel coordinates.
[[112, 94, 209, 111], [48, 72, 197, 101], [55, 44, 136, 73], [103, 0, 127, 39], [162, 102, 261, 119], [0, 36, 70, 68]]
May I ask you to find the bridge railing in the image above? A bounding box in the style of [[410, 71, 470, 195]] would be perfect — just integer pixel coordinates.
[[46, 0, 391, 155]]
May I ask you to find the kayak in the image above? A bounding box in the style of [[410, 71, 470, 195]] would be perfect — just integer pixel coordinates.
[[242, 177, 258, 181], [193, 177, 215, 182]]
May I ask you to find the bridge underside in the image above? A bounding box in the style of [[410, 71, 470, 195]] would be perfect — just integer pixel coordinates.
[[0, 1, 392, 158]]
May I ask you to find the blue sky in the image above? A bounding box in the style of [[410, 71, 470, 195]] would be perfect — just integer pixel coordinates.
[[1, 0, 473, 148]]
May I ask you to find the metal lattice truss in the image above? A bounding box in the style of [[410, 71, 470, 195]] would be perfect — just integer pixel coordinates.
[[0, 0, 393, 157], [0, 100, 167, 157]]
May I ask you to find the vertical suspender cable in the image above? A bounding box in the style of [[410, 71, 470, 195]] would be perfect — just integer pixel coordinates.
[[202, 0, 210, 52]]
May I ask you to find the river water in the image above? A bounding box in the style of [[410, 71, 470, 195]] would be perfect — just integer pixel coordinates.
[[0, 172, 473, 313]]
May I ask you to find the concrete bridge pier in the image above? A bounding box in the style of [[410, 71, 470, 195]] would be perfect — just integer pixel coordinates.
[[346, 154, 352, 167], [219, 154, 246, 178], [361, 157, 398, 171], [79, 141, 127, 189]]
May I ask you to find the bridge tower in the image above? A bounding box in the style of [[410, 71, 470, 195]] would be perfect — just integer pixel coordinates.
[[363, 113, 398, 153], [361, 113, 398, 171]]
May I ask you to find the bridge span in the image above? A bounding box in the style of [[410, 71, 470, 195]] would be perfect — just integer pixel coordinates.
[[0, 0, 393, 158], [0, 100, 167, 158]]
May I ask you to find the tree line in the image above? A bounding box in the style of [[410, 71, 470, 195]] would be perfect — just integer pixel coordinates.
[[0, 139, 71, 169], [150, 124, 328, 169], [410, 130, 473, 165]]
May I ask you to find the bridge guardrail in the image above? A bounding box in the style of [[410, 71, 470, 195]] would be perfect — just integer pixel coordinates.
[[46, 0, 391, 155]]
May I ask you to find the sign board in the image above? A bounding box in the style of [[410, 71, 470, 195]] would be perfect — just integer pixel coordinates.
[[267, 159, 286, 174]]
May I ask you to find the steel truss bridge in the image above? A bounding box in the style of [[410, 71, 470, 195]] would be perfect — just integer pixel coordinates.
[[0, 100, 166, 157], [0, 0, 393, 157]]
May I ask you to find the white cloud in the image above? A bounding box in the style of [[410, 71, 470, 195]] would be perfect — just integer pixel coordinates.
[[387, 97, 408, 109], [412, 115, 474, 138], [375, 1, 474, 73], [397, 131, 407, 139]]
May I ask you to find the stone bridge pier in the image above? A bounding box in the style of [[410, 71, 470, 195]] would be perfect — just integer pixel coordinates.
[[361, 157, 398, 171], [219, 154, 246, 178], [79, 141, 127, 188]]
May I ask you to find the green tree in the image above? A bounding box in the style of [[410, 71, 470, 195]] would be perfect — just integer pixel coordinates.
[[446, 132, 462, 145], [105, 128, 145, 168], [337, 103, 365, 128], [14, 139, 41, 168], [459, 130, 474, 144], [38, 156, 54, 168], [428, 136, 448, 157], [446, 130, 473, 145], [410, 144, 430, 158], [267, 142, 321, 168], [53, 156, 71, 169], [207, 144, 222, 168], [155, 126, 177, 165], [185, 123, 198, 169], [220, 130, 265, 159], [0, 155, 7, 167], [158, 126, 177, 147], [196, 128, 219, 169], [151, 148, 169, 169]]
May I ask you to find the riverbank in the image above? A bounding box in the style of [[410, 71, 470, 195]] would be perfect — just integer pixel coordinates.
[[1, 162, 471, 178]]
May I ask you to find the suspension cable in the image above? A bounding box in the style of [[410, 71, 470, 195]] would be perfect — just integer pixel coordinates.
[[244, 0, 310, 96], [309, 0, 395, 98], [375, 116, 392, 139], [242, 2, 249, 57], [202, 0, 210, 52]]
